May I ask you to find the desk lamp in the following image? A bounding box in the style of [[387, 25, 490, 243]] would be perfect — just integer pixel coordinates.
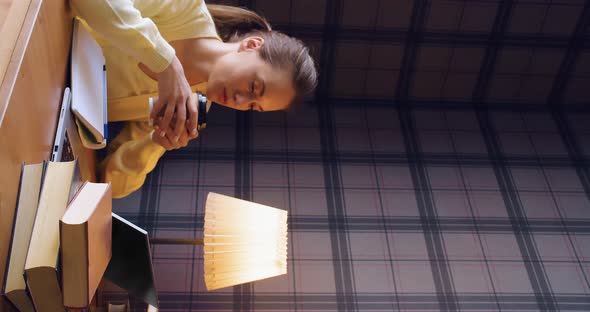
[[151, 192, 288, 290]]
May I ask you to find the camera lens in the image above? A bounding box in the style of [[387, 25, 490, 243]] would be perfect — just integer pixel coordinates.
[[197, 92, 207, 130]]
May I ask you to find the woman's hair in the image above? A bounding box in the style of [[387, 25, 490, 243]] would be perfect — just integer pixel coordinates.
[[208, 4, 318, 105]]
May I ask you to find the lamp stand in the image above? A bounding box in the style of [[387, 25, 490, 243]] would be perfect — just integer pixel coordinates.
[[150, 238, 204, 245]]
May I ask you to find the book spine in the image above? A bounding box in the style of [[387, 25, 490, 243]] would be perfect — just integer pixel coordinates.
[[66, 308, 90, 312], [5, 289, 35, 312], [61, 221, 89, 308], [24, 267, 65, 312], [2, 163, 25, 294], [103, 64, 108, 141]]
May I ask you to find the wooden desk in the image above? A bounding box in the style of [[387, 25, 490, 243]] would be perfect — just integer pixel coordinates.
[[0, 1, 96, 306]]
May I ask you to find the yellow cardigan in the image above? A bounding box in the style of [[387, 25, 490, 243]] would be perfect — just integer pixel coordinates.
[[71, 0, 220, 198]]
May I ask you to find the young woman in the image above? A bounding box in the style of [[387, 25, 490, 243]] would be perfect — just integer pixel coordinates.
[[70, 0, 318, 198]]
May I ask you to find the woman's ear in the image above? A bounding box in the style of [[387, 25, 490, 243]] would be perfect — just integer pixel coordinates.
[[238, 36, 265, 52]]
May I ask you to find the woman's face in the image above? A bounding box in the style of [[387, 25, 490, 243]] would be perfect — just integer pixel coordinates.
[[207, 37, 295, 112]]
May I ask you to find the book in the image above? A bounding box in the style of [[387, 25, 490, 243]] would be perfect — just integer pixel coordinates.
[[103, 213, 158, 308], [24, 160, 77, 312], [107, 302, 129, 312], [60, 182, 113, 309], [64, 93, 98, 183], [71, 18, 107, 149], [2, 162, 45, 312]]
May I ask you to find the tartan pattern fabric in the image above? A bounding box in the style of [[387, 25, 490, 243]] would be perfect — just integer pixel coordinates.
[[110, 104, 590, 311], [105, 0, 590, 310]]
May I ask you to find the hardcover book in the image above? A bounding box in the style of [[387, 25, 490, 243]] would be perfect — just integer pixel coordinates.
[[24, 160, 77, 312], [2, 162, 45, 312], [60, 182, 112, 309]]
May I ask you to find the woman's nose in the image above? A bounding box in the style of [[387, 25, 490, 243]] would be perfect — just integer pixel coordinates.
[[234, 93, 253, 110]]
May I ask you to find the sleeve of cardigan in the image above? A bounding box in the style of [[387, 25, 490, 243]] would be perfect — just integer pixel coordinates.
[[69, 0, 175, 73], [99, 122, 166, 198]]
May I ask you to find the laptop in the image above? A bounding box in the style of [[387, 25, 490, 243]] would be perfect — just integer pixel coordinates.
[[51, 87, 75, 162]]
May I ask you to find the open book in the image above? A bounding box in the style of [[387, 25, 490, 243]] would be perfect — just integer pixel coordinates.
[[71, 18, 107, 149]]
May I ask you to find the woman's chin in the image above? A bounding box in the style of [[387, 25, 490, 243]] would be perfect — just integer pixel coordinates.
[[207, 90, 222, 105], [214, 96, 226, 106]]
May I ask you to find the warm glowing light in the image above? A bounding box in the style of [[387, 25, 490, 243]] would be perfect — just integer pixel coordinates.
[[203, 192, 288, 290]]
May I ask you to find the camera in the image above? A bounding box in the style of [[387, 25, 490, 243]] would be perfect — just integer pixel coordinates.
[[148, 92, 208, 130]]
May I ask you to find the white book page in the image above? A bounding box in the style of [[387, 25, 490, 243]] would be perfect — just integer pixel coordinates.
[[71, 19, 106, 143]]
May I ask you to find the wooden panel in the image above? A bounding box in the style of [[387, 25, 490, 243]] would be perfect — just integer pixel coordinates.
[[0, 0, 15, 29], [0, 0, 73, 287], [0, 0, 33, 125]]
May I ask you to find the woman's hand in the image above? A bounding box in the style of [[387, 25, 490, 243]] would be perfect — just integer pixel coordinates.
[[145, 56, 196, 142], [151, 119, 199, 150]]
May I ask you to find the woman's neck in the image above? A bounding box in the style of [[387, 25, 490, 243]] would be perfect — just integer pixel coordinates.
[[172, 38, 238, 85]]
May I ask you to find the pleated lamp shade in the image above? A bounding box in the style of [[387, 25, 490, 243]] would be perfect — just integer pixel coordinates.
[[203, 192, 288, 291]]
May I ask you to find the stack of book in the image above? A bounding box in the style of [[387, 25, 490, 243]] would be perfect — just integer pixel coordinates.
[[2, 160, 113, 311]]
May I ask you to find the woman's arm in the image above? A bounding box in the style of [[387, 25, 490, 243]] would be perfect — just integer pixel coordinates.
[[69, 0, 197, 140], [70, 0, 175, 72]]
